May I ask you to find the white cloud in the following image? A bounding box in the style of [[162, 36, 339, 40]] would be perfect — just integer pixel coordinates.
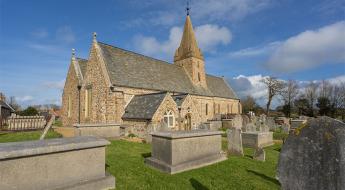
[[16, 96, 34, 102], [193, 0, 272, 22], [43, 80, 65, 90], [195, 24, 232, 52], [125, 0, 272, 27], [133, 24, 231, 60], [326, 75, 345, 85], [228, 41, 281, 58], [56, 26, 76, 44], [266, 21, 345, 72], [229, 74, 268, 101]]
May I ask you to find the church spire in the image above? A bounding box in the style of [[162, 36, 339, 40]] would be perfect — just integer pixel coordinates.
[[174, 14, 204, 62]]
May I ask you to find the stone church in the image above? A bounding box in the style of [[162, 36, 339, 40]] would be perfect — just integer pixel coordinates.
[[62, 14, 241, 135]]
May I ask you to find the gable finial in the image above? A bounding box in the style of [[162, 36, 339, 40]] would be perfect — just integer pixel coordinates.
[[186, 0, 191, 16], [72, 48, 76, 58], [93, 32, 97, 42]]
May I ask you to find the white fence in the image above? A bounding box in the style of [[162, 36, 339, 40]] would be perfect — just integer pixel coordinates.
[[6, 115, 46, 131]]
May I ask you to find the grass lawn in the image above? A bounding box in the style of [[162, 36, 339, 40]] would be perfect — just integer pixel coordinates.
[[107, 138, 281, 190], [0, 130, 62, 143], [0, 131, 281, 190]]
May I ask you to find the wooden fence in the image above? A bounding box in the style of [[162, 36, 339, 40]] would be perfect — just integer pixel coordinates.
[[4, 115, 46, 131]]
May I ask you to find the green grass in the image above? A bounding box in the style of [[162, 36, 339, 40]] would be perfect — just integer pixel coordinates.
[[0, 131, 281, 189], [0, 130, 62, 143], [106, 140, 281, 190], [53, 119, 63, 127]]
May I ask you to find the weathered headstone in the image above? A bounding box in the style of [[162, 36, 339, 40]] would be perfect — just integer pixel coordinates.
[[259, 114, 267, 124], [250, 115, 257, 124], [227, 128, 244, 156], [245, 123, 256, 132], [282, 123, 290, 133], [258, 123, 269, 132], [232, 114, 243, 129], [253, 147, 265, 161], [277, 117, 345, 190], [266, 117, 277, 130], [242, 115, 250, 129]]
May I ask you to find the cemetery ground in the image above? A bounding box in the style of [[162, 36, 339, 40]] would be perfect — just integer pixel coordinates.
[[0, 130, 282, 190]]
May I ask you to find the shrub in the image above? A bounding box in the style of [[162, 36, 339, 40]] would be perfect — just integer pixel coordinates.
[[128, 133, 137, 138]]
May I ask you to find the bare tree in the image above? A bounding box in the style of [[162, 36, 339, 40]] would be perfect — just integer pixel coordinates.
[[8, 96, 21, 111], [261, 76, 284, 116], [339, 82, 345, 120], [305, 81, 318, 116], [281, 80, 299, 117], [319, 80, 332, 98], [241, 95, 257, 113]]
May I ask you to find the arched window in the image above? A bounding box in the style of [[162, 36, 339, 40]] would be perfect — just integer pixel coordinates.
[[163, 110, 174, 128], [198, 72, 201, 81]]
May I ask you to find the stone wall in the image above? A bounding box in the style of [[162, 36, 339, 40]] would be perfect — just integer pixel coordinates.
[[61, 60, 80, 127], [122, 119, 150, 138], [79, 42, 117, 124]]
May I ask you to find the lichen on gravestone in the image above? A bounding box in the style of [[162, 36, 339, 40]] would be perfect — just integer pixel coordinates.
[[278, 116, 345, 190]]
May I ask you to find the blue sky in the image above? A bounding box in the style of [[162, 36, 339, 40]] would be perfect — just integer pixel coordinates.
[[0, 0, 344, 107]]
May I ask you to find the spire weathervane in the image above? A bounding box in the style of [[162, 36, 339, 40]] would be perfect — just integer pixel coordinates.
[[186, 0, 191, 16]]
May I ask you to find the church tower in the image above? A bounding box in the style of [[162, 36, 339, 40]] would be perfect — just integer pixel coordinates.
[[174, 14, 207, 88]]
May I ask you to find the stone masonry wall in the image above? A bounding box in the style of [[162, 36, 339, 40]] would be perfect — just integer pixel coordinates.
[[62, 61, 80, 127], [79, 42, 117, 124]]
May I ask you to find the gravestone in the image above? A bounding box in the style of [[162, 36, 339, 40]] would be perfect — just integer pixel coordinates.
[[277, 117, 345, 190], [227, 128, 244, 156], [253, 147, 265, 161], [242, 115, 250, 129], [245, 123, 257, 132], [260, 124, 270, 132], [250, 115, 257, 124], [259, 114, 267, 124], [282, 123, 290, 133], [266, 117, 277, 130]]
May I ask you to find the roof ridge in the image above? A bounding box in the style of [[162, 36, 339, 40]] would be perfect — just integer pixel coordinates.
[[98, 41, 178, 66], [206, 73, 222, 79], [134, 91, 168, 97]]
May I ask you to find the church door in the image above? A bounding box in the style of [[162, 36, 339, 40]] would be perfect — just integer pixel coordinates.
[[185, 114, 192, 131]]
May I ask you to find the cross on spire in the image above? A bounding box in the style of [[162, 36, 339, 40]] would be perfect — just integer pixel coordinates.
[[186, 0, 191, 16]]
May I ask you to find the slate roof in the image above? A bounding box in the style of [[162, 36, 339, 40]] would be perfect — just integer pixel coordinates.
[[0, 100, 15, 112], [76, 58, 88, 77], [98, 42, 238, 99], [122, 92, 167, 120]]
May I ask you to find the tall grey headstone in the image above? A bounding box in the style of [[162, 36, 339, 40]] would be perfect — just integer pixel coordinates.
[[278, 117, 345, 190], [227, 128, 244, 156], [232, 114, 243, 129]]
